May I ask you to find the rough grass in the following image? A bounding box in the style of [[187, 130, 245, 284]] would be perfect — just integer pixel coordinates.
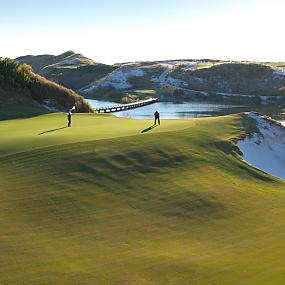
[[0, 57, 93, 113], [0, 113, 285, 285], [42, 63, 116, 91], [31, 73, 93, 112]]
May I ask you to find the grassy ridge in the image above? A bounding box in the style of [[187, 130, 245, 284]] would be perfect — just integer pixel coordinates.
[[0, 57, 93, 116], [17, 51, 117, 91], [0, 114, 285, 284]]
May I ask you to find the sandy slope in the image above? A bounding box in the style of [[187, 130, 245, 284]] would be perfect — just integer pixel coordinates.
[[237, 112, 285, 180]]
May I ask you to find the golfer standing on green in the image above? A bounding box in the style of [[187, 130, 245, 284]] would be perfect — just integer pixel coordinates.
[[154, 110, 160, 125], [67, 110, 72, 127], [67, 105, 75, 127]]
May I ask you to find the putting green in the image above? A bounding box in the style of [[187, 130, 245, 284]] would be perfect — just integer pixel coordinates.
[[0, 113, 284, 285], [0, 113, 194, 156]]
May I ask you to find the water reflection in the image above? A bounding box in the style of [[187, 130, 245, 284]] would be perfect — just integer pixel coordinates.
[[87, 99, 285, 122]]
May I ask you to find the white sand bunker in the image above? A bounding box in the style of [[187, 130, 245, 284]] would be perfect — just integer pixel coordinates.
[[237, 112, 285, 180]]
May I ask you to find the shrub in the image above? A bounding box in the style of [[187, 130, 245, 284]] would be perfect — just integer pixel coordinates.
[[122, 93, 139, 104]]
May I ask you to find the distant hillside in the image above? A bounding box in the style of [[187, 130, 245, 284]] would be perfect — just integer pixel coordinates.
[[82, 61, 284, 92], [17, 50, 95, 72], [78, 60, 285, 103], [17, 51, 285, 103], [17, 51, 116, 90], [0, 57, 93, 119], [169, 62, 285, 95]]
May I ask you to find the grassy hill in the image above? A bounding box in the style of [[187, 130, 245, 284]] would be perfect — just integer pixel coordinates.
[[0, 57, 93, 119], [170, 63, 285, 96], [17, 51, 117, 90], [0, 111, 285, 284], [17, 50, 96, 73]]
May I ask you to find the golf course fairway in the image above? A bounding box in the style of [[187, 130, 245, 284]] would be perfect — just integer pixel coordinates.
[[0, 113, 285, 285]]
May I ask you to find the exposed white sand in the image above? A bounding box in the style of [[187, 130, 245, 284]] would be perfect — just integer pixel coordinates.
[[237, 112, 285, 180], [155, 63, 188, 87], [81, 66, 145, 92], [272, 67, 285, 77], [82, 61, 193, 92]]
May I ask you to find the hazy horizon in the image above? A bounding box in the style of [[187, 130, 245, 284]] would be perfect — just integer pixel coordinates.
[[1, 0, 285, 64]]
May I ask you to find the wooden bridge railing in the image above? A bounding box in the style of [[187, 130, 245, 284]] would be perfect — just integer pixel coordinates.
[[95, 98, 158, 113]]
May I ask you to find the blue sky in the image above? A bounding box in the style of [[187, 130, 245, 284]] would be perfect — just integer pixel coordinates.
[[1, 0, 284, 63]]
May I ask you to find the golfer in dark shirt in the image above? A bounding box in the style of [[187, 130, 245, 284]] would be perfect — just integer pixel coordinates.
[[154, 110, 160, 125], [67, 111, 72, 127]]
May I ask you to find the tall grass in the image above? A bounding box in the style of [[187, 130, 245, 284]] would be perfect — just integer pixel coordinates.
[[0, 57, 93, 112]]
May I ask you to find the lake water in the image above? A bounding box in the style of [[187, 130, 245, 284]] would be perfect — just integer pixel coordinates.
[[87, 99, 285, 122]]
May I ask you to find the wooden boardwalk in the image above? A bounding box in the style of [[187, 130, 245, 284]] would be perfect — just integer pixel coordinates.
[[95, 98, 158, 113]]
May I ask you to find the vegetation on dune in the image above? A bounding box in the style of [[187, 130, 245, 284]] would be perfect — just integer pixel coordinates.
[[16, 50, 95, 73], [17, 51, 117, 91], [121, 93, 139, 103], [127, 74, 152, 88], [0, 57, 34, 87], [0, 113, 285, 284], [30, 73, 93, 112], [122, 89, 158, 103], [41, 63, 117, 90], [195, 63, 273, 79], [170, 62, 285, 96], [0, 57, 93, 115]]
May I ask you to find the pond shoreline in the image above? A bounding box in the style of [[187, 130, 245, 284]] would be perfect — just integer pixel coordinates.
[[87, 99, 285, 122]]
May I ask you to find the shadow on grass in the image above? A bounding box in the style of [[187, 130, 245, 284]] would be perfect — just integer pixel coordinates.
[[141, 124, 158, 133], [38, 127, 67, 135]]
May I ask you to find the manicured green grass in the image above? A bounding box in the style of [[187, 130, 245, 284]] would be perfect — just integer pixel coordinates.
[[133, 89, 158, 95], [196, 62, 215, 69], [0, 113, 193, 156], [59, 65, 79, 69], [0, 113, 284, 284]]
